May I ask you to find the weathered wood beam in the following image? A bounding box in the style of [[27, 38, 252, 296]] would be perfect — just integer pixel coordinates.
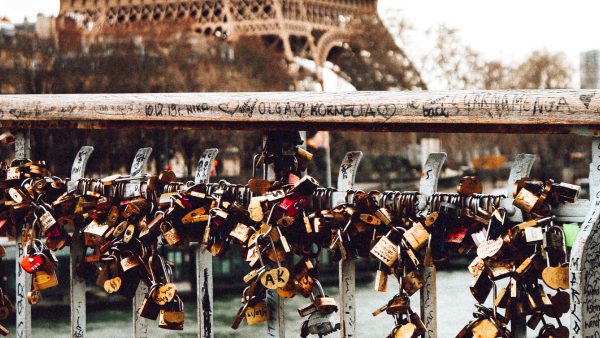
[[0, 90, 598, 133]]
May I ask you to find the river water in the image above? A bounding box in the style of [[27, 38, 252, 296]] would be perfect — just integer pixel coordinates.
[[14, 269, 564, 337]]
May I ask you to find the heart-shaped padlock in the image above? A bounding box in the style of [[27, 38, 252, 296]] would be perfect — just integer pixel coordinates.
[[20, 255, 43, 273]]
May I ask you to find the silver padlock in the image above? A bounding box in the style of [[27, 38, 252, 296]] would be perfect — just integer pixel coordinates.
[[306, 310, 340, 336]]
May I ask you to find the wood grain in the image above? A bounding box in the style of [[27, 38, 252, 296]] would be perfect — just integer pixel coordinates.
[[0, 90, 599, 133]]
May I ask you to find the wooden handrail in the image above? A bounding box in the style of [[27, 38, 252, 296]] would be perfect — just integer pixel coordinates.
[[0, 90, 598, 133]]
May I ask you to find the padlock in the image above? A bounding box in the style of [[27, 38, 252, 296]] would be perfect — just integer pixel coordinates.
[[457, 176, 483, 196], [360, 213, 381, 226], [513, 187, 539, 213], [385, 294, 410, 315], [158, 295, 184, 330], [120, 252, 142, 272], [33, 269, 59, 291], [409, 309, 426, 336], [295, 147, 314, 171], [470, 318, 499, 338], [27, 290, 40, 305], [36, 206, 57, 234], [137, 285, 161, 320], [276, 215, 296, 228], [551, 182, 580, 203], [305, 310, 340, 336], [230, 222, 253, 244], [161, 221, 181, 246], [290, 175, 319, 196], [312, 280, 338, 313], [245, 299, 269, 325], [390, 323, 417, 338], [260, 266, 290, 290], [470, 270, 493, 304], [83, 220, 109, 246], [403, 221, 429, 251], [279, 193, 309, 218], [374, 267, 388, 292], [20, 254, 43, 274], [276, 278, 296, 299], [375, 208, 393, 226], [402, 270, 424, 296], [370, 230, 399, 267], [181, 207, 209, 224], [549, 290, 570, 315], [123, 223, 136, 243], [542, 225, 569, 290], [487, 261, 513, 280]]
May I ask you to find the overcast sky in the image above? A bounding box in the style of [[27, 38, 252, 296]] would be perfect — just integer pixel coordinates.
[[1, 0, 598, 84]]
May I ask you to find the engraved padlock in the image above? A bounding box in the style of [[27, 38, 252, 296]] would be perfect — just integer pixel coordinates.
[[305, 310, 340, 336], [161, 221, 181, 246], [245, 299, 269, 325]]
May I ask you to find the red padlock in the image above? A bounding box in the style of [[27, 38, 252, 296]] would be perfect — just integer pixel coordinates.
[[279, 193, 308, 218], [20, 255, 43, 274], [445, 226, 470, 244], [45, 225, 62, 239]]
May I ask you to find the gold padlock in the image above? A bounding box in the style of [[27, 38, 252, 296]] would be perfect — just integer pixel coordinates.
[[33, 270, 58, 291], [513, 188, 539, 213], [83, 220, 109, 246], [374, 269, 388, 292], [230, 223, 252, 244], [370, 232, 398, 267], [245, 300, 269, 325], [158, 296, 185, 330], [403, 221, 429, 251], [161, 222, 181, 246]]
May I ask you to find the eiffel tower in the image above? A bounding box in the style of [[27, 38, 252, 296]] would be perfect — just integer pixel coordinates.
[[59, 0, 425, 90]]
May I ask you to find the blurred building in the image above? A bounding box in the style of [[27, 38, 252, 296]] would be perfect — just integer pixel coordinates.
[[580, 50, 600, 89]]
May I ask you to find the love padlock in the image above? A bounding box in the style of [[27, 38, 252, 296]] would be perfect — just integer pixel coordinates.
[[20, 255, 43, 274]]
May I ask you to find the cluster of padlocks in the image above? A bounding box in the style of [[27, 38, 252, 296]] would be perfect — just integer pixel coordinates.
[[0, 131, 581, 338]]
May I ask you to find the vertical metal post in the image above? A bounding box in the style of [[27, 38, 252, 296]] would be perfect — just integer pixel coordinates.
[[505, 154, 536, 338], [14, 130, 31, 338], [69, 146, 94, 338], [336, 151, 363, 338], [195, 149, 219, 338], [264, 134, 299, 338], [570, 138, 600, 338], [131, 148, 152, 338], [266, 188, 285, 336], [418, 153, 446, 338]]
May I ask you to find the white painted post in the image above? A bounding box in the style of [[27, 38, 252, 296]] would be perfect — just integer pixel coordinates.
[[69, 146, 94, 338], [14, 130, 32, 338], [194, 149, 219, 338], [570, 138, 600, 338], [335, 151, 363, 338], [418, 153, 446, 338], [505, 154, 536, 338], [131, 148, 152, 338], [266, 290, 285, 338]]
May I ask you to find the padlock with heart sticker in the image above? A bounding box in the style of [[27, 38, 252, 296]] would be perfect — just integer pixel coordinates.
[[20, 255, 43, 274]]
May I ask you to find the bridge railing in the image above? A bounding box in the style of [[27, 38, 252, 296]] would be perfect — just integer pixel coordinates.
[[2, 89, 599, 338]]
